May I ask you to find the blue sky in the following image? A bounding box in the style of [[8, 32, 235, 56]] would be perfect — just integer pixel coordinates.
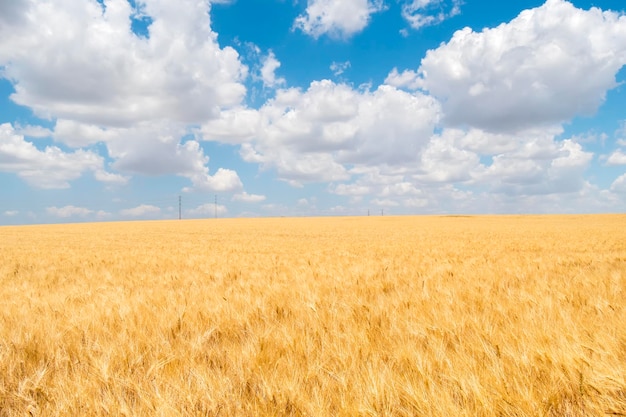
[[1, 0, 625, 224]]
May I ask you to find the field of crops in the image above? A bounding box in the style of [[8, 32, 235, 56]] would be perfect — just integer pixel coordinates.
[[1, 215, 625, 416]]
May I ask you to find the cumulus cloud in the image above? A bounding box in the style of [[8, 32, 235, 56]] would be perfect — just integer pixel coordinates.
[[401, 0, 462, 30], [53, 120, 118, 148], [119, 204, 161, 217], [333, 168, 424, 199], [204, 80, 440, 185], [260, 51, 285, 88], [232, 192, 267, 203], [384, 68, 421, 90], [480, 139, 593, 195], [0, 0, 247, 128], [611, 174, 626, 193], [0, 0, 249, 193], [294, 0, 386, 39], [606, 149, 626, 165], [0, 123, 122, 189], [200, 108, 261, 145], [94, 169, 129, 185], [14, 124, 52, 138], [51, 121, 241, 192], [415, 133, 481, 183], [371, 198, 400, 207], [326, 125, 595, 213], [186, 203, 228, 217], [46, 205, 93, 218], [187, 168, 243, 192], [417, 0, 626, 132]]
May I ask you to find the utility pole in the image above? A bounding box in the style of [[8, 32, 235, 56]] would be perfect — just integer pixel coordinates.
[[179, 195, 181, 220], [381, 209, 384, 216], [214, 195, 217, 219]]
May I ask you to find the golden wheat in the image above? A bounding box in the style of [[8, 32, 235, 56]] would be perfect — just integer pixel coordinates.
[[0, 215, 625, 416]]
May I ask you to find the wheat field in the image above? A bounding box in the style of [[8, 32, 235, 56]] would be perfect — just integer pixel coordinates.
[[0, 215, 625, 416]]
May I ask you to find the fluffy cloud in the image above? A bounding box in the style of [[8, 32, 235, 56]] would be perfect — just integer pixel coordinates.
[[186, 203, 228, 217], [119, 204, 161, 217], [384, 68, 421, 90], [606, 149, 626, 165], [232, 192, 266, 203], [260, 51, 285, 89], [480, 139, 593, 195], [326, 125, 595, 213], [200, 108, 261, 145], [0, 0, 247, 127], [415, 133, 481, 183], [611, 174, 626, 193], [14, 124, 52, 138], [417, 0, 626, 132], [53, 119, 118, 148], [0, 123, 122, 189], [205, 81, 441, 185], [93, 169, 129, 185], [51, 121, 242, 192], [0, 0, 249, 193], [187, 168, 243, 192], [401, 0, 461, 30], [46, 205, 93, 218], [294, 0, 386, 39]]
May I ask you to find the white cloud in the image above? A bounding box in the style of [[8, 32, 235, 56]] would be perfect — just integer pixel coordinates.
[[187, 168, 243, 192], [232, 192, 266, 203], [294, 0, 386, 39], [260, 51, 285, 88], [211, 81, 440, 185], [448, 126, 564, 155], [0, 1, 251, 193], [401, 0, 462, 30], [611, 174, 626, 193], [0, 0, 247, 127], [3, 210, 19, 216], [46, 205, 93, 218], [384, 68, 421, 90], [0, 123, 121, 189], [200, 107, 261, 144], [417, 0, 626, 132], [480, 139, 593, 195], [404, 197, 428, 208], [415, 132, 481, 183], [332, 182, 372, 196], [370, 198, 400, 207], [119, 204, 161, 217], [325, 125, 596, 212], [14, 124, 52, 138], [186, 203, 228, 217], [108, 127, 208, 177], [95, 210, 112, 219], [330, 61, 351, 76], [53, 119, 118, 148], [94, 169, 129, 185], [51, 121, 242, 192], [606, 149, 626, 165]]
